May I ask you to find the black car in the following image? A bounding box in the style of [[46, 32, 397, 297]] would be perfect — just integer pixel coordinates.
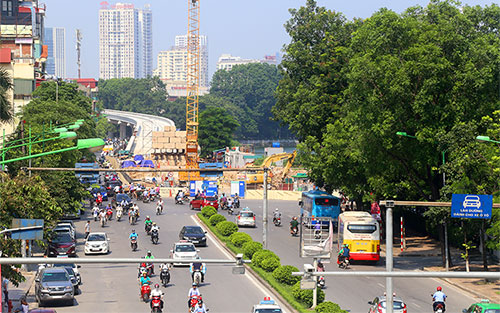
[[179, 226, 207, 246], [114, 193, 132, 208]]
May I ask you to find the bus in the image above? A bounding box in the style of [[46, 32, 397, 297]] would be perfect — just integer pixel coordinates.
[[300, 190, 341, 225], [338, 211, 380, 262]]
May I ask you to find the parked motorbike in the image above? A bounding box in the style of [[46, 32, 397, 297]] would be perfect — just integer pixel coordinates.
[[160, 266, 170, 287], [151, 229, 159, 245], [130, 236, 138, 251], [150, 294, 164, 313], [140, 284, 151, 302], [192, 270, 202, 285], [273, 217, 281, 227]]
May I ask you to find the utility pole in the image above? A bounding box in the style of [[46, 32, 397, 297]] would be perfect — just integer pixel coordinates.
[[385, 201, 394, 313], [262, 168, 268, 249], [76, 29, 82, 79]]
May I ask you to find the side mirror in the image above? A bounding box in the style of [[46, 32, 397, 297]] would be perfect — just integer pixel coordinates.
[[204, 231, 207, 234], [35, 278, 40, 282], [368, 301, 373, 305]]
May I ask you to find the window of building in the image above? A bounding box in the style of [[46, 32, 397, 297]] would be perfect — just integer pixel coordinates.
[[2, 0, 13, 16]]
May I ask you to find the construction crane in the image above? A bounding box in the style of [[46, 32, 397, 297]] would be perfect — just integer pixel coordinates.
[[185, 0, 200, 170]]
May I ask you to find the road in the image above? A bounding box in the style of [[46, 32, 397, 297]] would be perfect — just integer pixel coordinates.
[[36, 198, 287, 313], [229, 199, 480, 313]]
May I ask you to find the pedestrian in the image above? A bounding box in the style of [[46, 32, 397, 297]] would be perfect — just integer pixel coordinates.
[[2, 277, 8, 306], [84, 221, 90, 239]]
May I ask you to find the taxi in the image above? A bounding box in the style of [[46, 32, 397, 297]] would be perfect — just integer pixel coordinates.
[[463, 300, 500, 313], [169, 240, 199, 266], [252, 297, 282, 313]]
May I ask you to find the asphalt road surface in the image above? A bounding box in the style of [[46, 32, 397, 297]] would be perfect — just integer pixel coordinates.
[[37, 198, 288, 313], [230, 198, 480, 313]]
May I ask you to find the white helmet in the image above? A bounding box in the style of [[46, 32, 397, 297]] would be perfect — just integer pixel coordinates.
[[275, 208, 279, 211]]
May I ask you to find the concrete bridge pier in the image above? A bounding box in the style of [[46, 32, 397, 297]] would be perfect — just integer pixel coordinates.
[[119, 122, 127, 139]]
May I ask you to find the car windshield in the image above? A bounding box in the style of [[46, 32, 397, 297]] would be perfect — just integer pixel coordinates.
[[315, 197, 339, 206], [53, 263, 75, 269], [64, 267, 75, 276], [116, 194, 130, 202], [87, 234, 106, 241], [175, 244, 195, 252], [347, 224, 377, 234], [485, 310, 500, 313], [241, 212, 254, 218], [205, 197, 217, 201], [52, 233, 73, 243], [108, 182, 121, 187], [185, 227, 204, 235], [42, 272, 69, 282], [255, 309, 282, 313], [381, 301, 405, 309]]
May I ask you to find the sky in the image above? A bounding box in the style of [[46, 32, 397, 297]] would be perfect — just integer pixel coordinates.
[[41, 0, 497, 80]]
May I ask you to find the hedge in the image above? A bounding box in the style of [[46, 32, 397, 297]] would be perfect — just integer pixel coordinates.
[[315, 302, 348, 313], [242, 241, 263, 259], [201, 206, 217, 218], [229, 232, 252, 247], [292, 281, 325, 307], [209, 213, 226, 226], [273, 265, 300, 285], [216, 221, 238, 236], [261, 257, 281, 272], [252, 250, 280, 268]]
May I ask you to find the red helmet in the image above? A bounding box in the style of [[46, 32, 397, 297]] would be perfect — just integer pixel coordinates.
[[437, 286, 442, 291]]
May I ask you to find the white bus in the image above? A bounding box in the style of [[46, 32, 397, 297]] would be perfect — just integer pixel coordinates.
[[338, 211, 380, 262]]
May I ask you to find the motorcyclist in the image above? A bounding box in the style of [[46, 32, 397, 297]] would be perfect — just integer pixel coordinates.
[[92, 204, 100, 220], [145, 216, 153, 232], [151, 222, 160, 233], [290, 216, 299, 234], [192, 300, 208, 313], [273, 208, 281, 223], [187, 283, 201, 309], [317, 260, 325, 272], [145, 250, 155, 274], [129, 230, 138, 240], [139, 271, 151, 286], [190, 257, 206, 283], [116, 204, 123, 216], [99, 209, 107, 223], [150, 283, 164, 309], [338, 244, 350, 263], [432, 286, 447, 312], [157, 198, 164, 211]]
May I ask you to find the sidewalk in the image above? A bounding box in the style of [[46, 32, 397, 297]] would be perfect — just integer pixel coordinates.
[[381, 235, 500, 303], [2, 270, 36, 312]]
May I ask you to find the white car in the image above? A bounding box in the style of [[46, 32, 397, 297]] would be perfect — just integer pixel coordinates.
[[252, 297, 282, 313], [85, 232, 109, 255], [169, 241, 199, 266], [463, 195, 481, 209], [237, 209, 256, 228]]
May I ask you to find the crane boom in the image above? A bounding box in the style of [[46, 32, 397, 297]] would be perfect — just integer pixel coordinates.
[[185, 0, 200, 169]]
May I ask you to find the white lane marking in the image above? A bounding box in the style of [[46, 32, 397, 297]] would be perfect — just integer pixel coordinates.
[[377, 283, 384, 288], [190, 215, 289, 313], [414, 303, 421, 308]]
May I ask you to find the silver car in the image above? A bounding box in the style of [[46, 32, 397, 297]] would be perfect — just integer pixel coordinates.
[[368, 295, 407, 313], [236, 209, 256, 227], [35, 268, 74, 306]]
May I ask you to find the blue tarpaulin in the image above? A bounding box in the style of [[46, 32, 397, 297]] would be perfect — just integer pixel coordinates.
[[134, 155, 144, 162], [121, 161, 136, 168], [140, 160, 155, 168]]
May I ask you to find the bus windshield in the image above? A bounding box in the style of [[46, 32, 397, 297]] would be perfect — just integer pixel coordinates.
[[315, 198, 338, 206], [347, 224, 377, 234]]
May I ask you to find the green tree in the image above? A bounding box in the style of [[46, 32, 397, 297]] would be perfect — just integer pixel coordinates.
[[198, 107, 239, 158], [0, 68, 13, 122], [211, 63, 287, 139]]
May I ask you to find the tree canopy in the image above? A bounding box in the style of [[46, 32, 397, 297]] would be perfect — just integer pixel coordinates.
[[0, 67, 13, 122], [198, 107, 239, 158]]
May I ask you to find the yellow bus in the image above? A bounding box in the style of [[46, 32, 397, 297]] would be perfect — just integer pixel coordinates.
[[338, 211, 380, 262]]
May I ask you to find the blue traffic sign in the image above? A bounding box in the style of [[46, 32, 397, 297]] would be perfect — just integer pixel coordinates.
[[11, 219, 44, 240], [451, 194, 492, 219]]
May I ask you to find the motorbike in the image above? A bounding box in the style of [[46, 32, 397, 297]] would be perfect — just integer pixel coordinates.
[[160, 266, 170, 287], [189, 295, 203, 311], [314, 228, 321, 239], [106, 209, 113, 220], [317, 276, 325, 289], [175, 196, 184, 205], [93, 210, 98, 221], [117, 209, 123, 221], [434, 302, 444, 313], [131, 236, 138, 251], [273, 217, 281, 227], [234, 198, 240, 209], [228, 204, 234, 215], [338, 256, 350, 269], [138, 263, 147, 278], [192, 270, 202, 285], [129, 213, 137, 225], [140, 284, 151, 302], [151, 229, 159, 244], [291, 226, 298, 237], [150, 294, 164, 313], [146, 263, 154, 277], [100, 216, 106, 227], [145, 223, 152, 234], [156, 205, 162, 215]]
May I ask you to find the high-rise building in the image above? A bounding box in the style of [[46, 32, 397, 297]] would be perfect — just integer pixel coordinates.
[[216, 54, 259, 71], [153, 35, 208, 97], [99, 2, 152, 79], [44, 27, 66, 78]]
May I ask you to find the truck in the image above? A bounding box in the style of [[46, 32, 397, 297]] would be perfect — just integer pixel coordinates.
[[75, 162, 100, 185]]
